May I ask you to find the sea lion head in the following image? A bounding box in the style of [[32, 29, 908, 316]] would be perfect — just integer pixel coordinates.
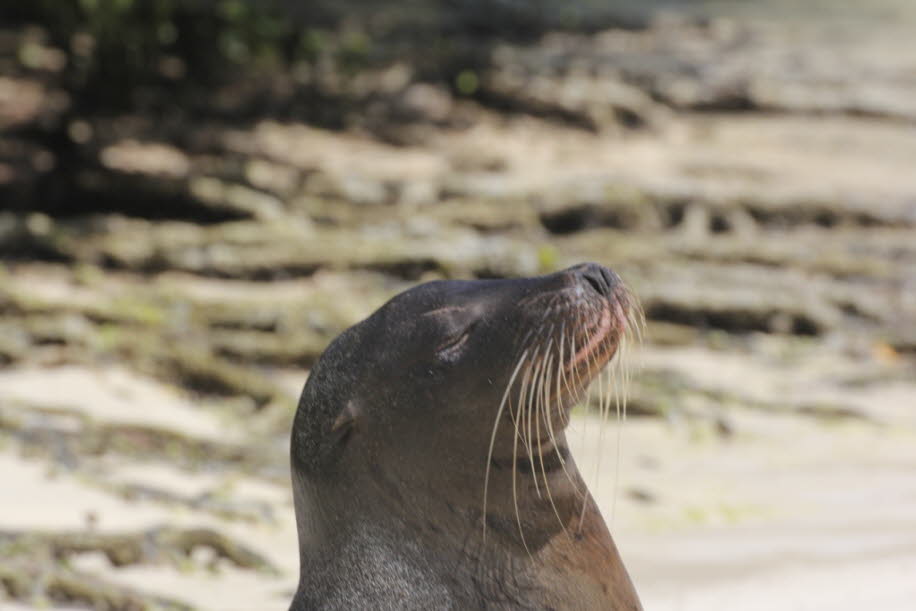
[[291, 262, 635, 526]]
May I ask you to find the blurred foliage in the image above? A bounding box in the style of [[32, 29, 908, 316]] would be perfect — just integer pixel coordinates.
[[2, 0, 642, 112], [4, 0, 334, 108]]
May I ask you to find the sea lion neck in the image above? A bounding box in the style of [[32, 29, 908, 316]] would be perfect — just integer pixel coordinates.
[[294, 461, 638, 610], [295, 422, 597, 557]]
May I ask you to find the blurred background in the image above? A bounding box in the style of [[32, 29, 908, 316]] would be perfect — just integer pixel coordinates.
[[1, 1, 915, 609]]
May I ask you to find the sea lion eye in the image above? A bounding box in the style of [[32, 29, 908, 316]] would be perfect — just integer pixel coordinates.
[[434, 329, 472, 362]]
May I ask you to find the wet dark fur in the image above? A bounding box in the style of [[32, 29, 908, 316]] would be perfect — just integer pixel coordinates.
[[290, 263, 642, 610]]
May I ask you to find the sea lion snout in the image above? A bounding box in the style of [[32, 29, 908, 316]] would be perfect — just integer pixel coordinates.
[[565, 262, 622, 299]]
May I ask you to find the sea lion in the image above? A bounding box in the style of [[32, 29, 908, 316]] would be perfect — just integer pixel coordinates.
[[289, 262, 642, 610]]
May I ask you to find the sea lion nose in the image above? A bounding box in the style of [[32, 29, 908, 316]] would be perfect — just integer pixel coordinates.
[[569, 262, 619, 297]]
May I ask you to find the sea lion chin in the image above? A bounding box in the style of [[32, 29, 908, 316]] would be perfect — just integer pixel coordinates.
[[290, 262, 643, 610]]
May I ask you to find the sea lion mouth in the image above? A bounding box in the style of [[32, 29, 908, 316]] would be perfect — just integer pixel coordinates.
[[559, 287, 631, 403], [569, 305, 614, 371], [566, 297, 627, 375]]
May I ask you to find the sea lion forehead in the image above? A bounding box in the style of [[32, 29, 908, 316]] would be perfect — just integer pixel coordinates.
[[387, 276, 539, 313]]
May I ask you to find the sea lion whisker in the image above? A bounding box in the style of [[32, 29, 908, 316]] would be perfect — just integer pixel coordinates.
[[511, 383, 532, 557], [533, 347, 549, 493], [621, 329, 632, 421], [482, 348, 529, 541], [516, 336, 543, 451], [532, 342, 551, 495], [513, 353, 532, 450], [525, 343, 544, 431], [558, 324, 577, 403], [544, 325, 584, 500], [517, 326, 537, 353], [538, 350, 574, 542], [525, 348, 545, 499], [568, 316, 583, 401], [631, 286, 647, 342], [567, 328, 590, 483], [534, 336, 554, 454], [615, 321, 636, 524], [612, 291, 643, 528], [609, 358, 621, 527], [576, 314, 599, 531], [592, 344, 611, 506]]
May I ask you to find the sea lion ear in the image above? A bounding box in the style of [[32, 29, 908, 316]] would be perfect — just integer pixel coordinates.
[[330, 400, 359, 444]]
